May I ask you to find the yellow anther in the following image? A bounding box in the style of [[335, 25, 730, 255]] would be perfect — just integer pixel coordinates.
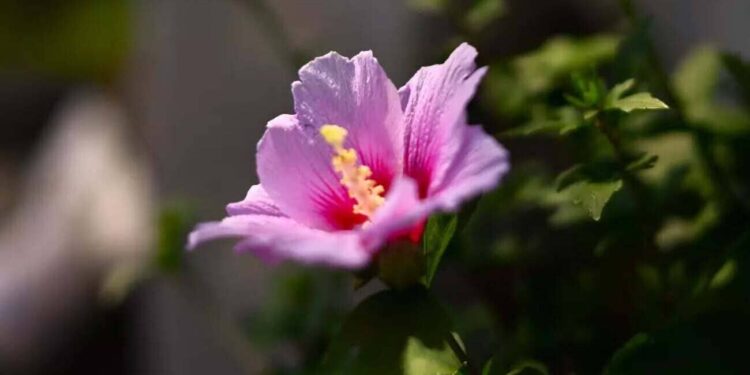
[[320, 124, 348, 147], [319, 124, 385, 219]]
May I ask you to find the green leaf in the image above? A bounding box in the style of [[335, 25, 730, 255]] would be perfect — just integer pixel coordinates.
[[609, 92, 668, 113], [321, 286, 464, 375], [484, 35, 620, 116], [567, 70, 608, 109], [605, 79, 636, 105], [673, 47, 720, 110], [604, 333, 652, 375], [465, 0, 506, 32], [482, 358, 495, 375], [604, 311, 750, 374], [155, 203, 195, 273], [555, 162, 620, 191], [0, 1, 131, 81], [722, 53, 750, 109], [482, 358, 549, 375], [625, 153, 659, 172], [422, 213, 458, 287], [502, 106, 585, 138], [562, 179, 623, 221], [506, 361, 549, 375]]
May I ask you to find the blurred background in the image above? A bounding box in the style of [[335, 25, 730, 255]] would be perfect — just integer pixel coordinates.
[[0, 0, 748, 374]]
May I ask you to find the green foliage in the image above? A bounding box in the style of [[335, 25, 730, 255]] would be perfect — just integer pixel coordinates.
[[561, 179, 623, 221], [484, 35, 620, 116], [155, 203, 195, 273], [673, 47, 750, 135], [722, 53, 750, 108], [0, 0, 131, 81], [321, 287, 464, 375], [607, 92, 668, 113], [253, 2, 750, 374], [604, 310, 750, 374], [246, 269, 349, 374], [464, 0, 507, 32], [422, 213, 459, 287], [482, 358, 549, 375]]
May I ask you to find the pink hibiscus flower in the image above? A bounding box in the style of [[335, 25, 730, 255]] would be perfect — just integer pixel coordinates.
[[188, 43, 509, 269]]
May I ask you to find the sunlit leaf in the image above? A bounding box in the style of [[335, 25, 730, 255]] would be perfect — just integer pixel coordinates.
[[609, 92, 668, 113], [673, 47, 720, 110], [605, 79, 636, 105], [562, 179, 623, 221], [709, 259, 737, 289]]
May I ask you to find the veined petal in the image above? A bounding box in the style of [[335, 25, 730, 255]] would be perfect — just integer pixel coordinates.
[[292, 51, 403, 190], [188, 215, 370, 269], [428, 124, 510, 211], [257, 114, 364, 231], [226, 184, 284, 217], [360, 177, 430, 249], [399, 43, 487, 197]]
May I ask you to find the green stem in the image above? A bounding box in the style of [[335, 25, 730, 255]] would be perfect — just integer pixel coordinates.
[[447, 332, 479, 375], [594, 116, 657, 251]]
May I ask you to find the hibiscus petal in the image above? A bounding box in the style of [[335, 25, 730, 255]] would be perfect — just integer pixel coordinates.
[[188, 215, 370, 268], [399, 43, 487, 197], [257, 114, 364, 231], [360, 177, 429, 249], [292, 51, 403, 189], [226, 184, 285, 217], [428, 124, 510, 211]]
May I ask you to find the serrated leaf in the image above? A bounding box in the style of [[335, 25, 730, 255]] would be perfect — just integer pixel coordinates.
[[563, 179, 623, 221], [422, 213, 458, 287], [605, 79, 636, 105], [321, 287, 463, 375], [609, 92, 668, 113]]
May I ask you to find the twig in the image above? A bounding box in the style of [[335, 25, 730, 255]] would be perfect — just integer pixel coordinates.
[[447, 332, 480, 375]]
